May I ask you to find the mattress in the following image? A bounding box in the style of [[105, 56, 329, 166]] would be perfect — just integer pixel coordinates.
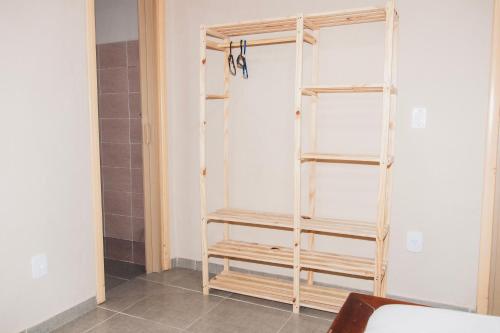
[[365, 304, 500, 333]]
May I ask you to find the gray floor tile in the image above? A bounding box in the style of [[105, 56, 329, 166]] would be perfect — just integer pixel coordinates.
[[187, 298, 291, 333], [106, 275, 127, 290], [278, 314, 332, 333], [52, 308, 116, 333], [123, 286, 224, 330], [140, 268, 231, 297], [299, 307, 336, 321], [87, 313, 181, 333], [228, 293, 292, 311], [105, 258, 145, 280], [100, 278, 172, 311]]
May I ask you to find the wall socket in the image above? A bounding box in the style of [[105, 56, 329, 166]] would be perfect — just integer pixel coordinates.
[[412, 107, 427, 128], [407, 231, 423, 253], [31, 254, 48, 279]]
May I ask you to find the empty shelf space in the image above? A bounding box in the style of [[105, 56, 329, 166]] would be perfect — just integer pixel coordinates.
[[208, 208, 381, 239], [206, 7, 389, 37], [305, 7, 387, 29], [206, 94, 228, 100], [208, 270, 350, 313], [208, 240, 377, 278], [301, 153, 388, 165], [301, 216, 378, 240], [207, 208, 292, 230]]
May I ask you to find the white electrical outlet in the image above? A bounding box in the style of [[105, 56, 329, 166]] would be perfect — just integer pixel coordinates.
[[407, 231, 423, 253], [412, 107, 427, 128], [31, 254, 48, 279]]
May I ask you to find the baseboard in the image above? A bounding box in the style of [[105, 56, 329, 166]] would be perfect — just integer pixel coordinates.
[[170, 257, 471, 312], [24, 297, 96, 333]]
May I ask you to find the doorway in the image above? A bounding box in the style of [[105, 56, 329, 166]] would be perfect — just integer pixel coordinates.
[[86, 0, 170, 303]]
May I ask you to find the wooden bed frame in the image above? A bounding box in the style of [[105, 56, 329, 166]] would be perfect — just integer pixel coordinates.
[[328, 293, 421, 333]]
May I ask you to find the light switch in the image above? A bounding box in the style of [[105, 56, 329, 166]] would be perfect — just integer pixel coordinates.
[[407, 231, 423, 253], [31, 254, 48, 279], [412, 107, 427, 128]]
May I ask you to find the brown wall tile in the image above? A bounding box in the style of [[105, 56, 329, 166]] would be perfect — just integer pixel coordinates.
[[130, 119, 142, 144], [131, 168, 143, 194], [98, 42, 127, 69], [105, 237, 133, 262], [128, 67, 140, 93], [132, 193, 144, 218], [127, 41, 139, 67], [105, 214, 133, 240], [133, 242, 145, 265], [129, 93, 141, 118], [101, 167, 131, 192], [131, 144, 143, 168], [100, 143, 130, 167], [100, 119, 129, 143], [132, 218, 145, 242], [103, 190, 131, 216], [99, 68, 128, 93], [98, 93, 129, 118]]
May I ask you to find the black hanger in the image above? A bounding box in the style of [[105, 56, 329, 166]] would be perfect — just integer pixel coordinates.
[[228, 41, 236, 76], [236, 40, 248, 79]]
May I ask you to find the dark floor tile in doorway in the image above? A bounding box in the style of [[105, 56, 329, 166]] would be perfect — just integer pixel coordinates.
[[278, 314, 332, 333], [105, 275, 127, 291], [123, 286, 224, 330], [105, 258, 145, 280], [87, 313, 181, 333], [187, 298, 291, 333], [52, 308, 115, 333]]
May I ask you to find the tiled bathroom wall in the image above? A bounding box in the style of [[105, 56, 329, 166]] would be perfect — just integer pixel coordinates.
[[97, 40, 145, 265]]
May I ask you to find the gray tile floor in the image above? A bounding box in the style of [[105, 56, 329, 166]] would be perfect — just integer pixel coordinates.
[[54, 268, 335, 332]]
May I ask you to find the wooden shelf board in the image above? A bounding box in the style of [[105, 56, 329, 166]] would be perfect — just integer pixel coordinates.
[[206, 7, 388, 37], [302, 85, 385, 94], [206, 94, 228, 100], [208, 240, 377, 278], [301, 153, 382, 165], [215, 32, 316, 49], [207, 208, 378, 239], [208, 270, 350, 313]]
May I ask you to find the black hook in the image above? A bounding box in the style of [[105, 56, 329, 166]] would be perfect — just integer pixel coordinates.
[[228, 41, 236, 76], [236, 40, 248, 79]]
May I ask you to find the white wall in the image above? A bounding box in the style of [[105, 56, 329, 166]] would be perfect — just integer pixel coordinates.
[[95, 0, 138, 44], [0, 1, 95, 332], [166, 0, 493, 310]]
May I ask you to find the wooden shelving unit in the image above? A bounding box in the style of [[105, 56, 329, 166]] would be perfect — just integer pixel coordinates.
[[200, 0, 399, 314]]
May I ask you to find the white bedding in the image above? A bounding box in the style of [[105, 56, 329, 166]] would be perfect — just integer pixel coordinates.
[[364, 305, 500, 333]]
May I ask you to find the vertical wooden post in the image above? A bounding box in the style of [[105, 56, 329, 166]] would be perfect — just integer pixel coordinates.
[[477, 0, 500, 314], [223, 38, 231, 272], [375, 0, 395, 297], [86, 0, 105, 304], [200, 26, 209, 295], [293, 14, 305, 313], [307, 29, 320, 285]]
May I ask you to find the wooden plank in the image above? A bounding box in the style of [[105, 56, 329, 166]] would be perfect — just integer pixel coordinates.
[[293, 14, 305, 314], [206, 94, 229, 100], [208, 240, 378, 278], [305, 8, 386, 29], [86, 0, 105, 304], [307, 29, 320, 286], [302, 85, 386, 94], [206, 28, 226, 39], [301, 152, 385, 165], [223, 38, 231, 272], [199, 26, 209, 295], [374, 0, 396, 297], [478, 0, 500, 314], [208, 271, 349, 313], [216, 33, 316, 49], [206, 40, 225, 52]]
